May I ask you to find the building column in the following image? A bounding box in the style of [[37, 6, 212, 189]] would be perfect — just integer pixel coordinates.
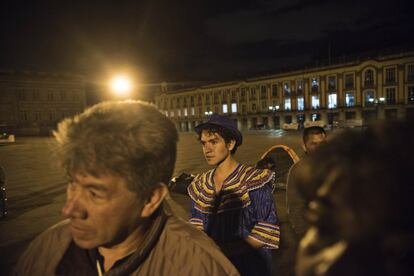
[[279, 114, 285, 126], [175, 122, 181, 132], [320, 111, 328, 126], [339, 110, 346, 121], [355, 108, 362, 120], [268, 115, 275, 129], [247, 117, 253, 129], [181, 121, 187, 132], [304, 112, 312, 125], [237, 118, 243, 131], [188, 120, 194, 132], [291, 113, 297, 123]]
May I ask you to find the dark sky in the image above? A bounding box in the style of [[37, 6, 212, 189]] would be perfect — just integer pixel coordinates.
[[1, 0, 413, 85]]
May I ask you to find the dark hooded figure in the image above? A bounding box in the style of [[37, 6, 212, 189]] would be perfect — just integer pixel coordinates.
[[295, 119, 414, 276]]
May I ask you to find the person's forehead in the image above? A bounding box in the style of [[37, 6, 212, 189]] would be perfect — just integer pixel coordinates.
[[72, 172, 127, 192], [200, 130, 223, 140], [307, 133, 326, 142]]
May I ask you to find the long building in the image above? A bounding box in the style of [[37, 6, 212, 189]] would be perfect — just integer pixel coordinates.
[[155, 52, 414, 131], [0, 71, 86, 135]]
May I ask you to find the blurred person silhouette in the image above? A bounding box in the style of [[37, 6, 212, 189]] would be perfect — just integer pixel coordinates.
[[295, 120, 414, 276], [188, 113, 280, 276], [14, 101, 239, 276], [286, 126, 327, 239]]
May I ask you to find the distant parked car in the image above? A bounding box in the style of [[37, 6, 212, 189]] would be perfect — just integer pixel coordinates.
[[282, 123, 299, 130], [0, 132, 15, 144], [304, 120, 326, 128], [333, 119, 364, 128]]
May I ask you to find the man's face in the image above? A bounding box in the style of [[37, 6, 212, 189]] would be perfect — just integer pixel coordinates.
[[303, 133, 327, 154], [62, 172, 143, 249], [200, 130, 234, 166]]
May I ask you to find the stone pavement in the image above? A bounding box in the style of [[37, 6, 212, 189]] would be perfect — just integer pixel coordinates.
[[0, 131, 306, 275]]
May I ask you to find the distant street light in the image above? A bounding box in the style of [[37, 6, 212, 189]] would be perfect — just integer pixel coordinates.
[[109, 75, 133, 97]]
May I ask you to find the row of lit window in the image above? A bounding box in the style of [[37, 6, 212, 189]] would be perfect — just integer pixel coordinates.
[[163, 86, 414, 118], [159, 64, 414, 110]]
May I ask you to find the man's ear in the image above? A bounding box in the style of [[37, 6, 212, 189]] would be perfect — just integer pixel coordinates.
[[140, 183, 169, 218], [227, 139, 236, 151]]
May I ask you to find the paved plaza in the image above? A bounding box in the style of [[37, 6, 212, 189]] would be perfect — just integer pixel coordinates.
[[0, 130, 312, 275]]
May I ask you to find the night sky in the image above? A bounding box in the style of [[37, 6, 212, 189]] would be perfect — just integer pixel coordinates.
[[1, 0, 413, 85]]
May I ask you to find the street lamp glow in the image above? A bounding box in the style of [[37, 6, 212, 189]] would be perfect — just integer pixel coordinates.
[[110, 75, 132, 97]]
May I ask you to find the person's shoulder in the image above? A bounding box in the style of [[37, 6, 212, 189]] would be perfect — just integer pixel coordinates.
[[27, 220, 71, 249], [160, 215, 239, 275], [40, 219, 71, 239], [242, 165, 274, 191], [162, 215, 218, 249], [14, 220, 72, 275], [187, 169, 214, 198], [288, 158, 308, 177], [192, 168, 214, 182]]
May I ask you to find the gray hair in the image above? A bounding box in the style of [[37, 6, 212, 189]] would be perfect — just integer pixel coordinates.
[[53, 100, 178, 200]]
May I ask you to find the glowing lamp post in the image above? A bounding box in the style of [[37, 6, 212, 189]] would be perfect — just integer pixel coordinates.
[[109, 75, 133, 98]]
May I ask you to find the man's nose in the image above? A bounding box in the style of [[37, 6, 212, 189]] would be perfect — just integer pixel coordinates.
[[62, 189, 87, 219], [204, 144, 212, 153]]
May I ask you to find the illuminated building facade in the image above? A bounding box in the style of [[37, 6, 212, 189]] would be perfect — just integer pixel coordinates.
[[0, 71, 86, 135], [155, 52, 414, 131]]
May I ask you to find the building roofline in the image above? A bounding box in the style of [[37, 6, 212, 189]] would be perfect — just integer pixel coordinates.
[[159, 50, 414, 96]]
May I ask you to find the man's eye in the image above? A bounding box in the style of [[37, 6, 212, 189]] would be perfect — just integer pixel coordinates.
[[89, 190, 103, 199]]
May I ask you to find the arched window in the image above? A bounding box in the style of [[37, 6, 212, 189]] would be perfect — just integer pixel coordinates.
[[364, 69, 374, 87]]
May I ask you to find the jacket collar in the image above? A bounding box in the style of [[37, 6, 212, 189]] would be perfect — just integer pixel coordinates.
[[96, 207, 168, 276]]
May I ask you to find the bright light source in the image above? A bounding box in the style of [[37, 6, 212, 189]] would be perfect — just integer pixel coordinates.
[[379, 97, 385, 102], [110, 75, 132, 97]]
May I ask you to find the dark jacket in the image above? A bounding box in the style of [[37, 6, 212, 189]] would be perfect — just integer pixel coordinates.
[[286, 160, 308, 238]]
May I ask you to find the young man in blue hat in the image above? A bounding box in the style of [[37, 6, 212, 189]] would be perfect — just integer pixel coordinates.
[[188, 113, 280, 276]]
